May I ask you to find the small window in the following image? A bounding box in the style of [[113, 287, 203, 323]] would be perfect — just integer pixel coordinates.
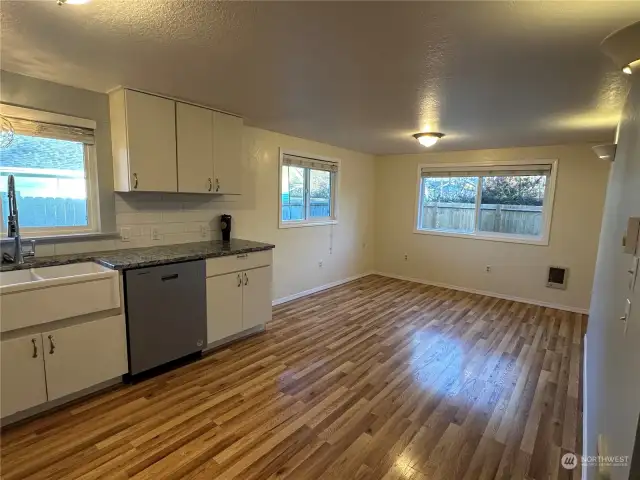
[[279, 151, 338, 228], [416, 161, 557, 245], [0, 109, 98, 237]]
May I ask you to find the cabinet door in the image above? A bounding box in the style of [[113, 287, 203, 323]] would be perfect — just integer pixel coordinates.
[[177, 102, 214, 193], [212, 111, 243, 195], [43, 315, 128, 401], [206, 272, 243, 344], [125, 90, 177, 192], [1, 335, 47, 418], [242, 266, 272, 330]]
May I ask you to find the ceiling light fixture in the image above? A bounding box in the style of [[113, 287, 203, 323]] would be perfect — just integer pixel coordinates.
[[413, 132, 445, 147], [622, 64, 633, 75]]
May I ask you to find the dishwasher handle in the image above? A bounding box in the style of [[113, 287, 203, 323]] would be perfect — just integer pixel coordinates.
[[161, 273, 179, 281]]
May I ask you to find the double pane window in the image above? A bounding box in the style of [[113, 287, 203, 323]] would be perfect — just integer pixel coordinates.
[[280, 153, 337, 227], [417, 163, 555, 243]]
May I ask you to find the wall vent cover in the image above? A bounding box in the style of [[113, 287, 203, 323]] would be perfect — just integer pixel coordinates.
[[547, 266, 568, 290]]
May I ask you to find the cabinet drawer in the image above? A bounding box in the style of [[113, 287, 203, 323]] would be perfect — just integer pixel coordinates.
[[206, 250, 272, 277]]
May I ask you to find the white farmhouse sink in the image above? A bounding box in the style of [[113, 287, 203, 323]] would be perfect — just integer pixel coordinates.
[[32, 262, 112, 281], [0, 262, 120, 333], [0, 269, 42, 287]]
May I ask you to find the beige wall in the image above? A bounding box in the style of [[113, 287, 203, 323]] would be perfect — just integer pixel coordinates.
[[585, 75, 640, 480], [108, 127, 375, 302], [374, 144, 610, 312], [0, 72, 375, 302]]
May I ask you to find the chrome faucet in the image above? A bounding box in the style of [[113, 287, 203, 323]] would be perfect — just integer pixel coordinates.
[[5, 175, 35, 264]]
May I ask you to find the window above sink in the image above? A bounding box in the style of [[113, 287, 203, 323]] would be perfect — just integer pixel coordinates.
[[0, 105, 100, 238]]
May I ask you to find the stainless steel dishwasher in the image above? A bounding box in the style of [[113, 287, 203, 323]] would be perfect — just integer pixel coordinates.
[[124, 260, 207, 376]]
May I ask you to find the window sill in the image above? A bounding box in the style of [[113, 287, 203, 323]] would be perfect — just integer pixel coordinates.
[[412, 228, 549, 246], [0, 231, 119, 244], [279, 220, 338, 229]]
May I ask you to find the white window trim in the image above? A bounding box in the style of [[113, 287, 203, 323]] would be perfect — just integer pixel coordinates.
[[0, 105, 101, 238], [413, 159, 558, 246], [278, 148, 339, 229]]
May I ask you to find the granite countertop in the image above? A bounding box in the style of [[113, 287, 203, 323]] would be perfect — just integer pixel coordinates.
[[0, 239, 275, 272]]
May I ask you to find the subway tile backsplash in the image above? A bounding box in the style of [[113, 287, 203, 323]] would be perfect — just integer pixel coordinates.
[[113, 193, 226, 249]]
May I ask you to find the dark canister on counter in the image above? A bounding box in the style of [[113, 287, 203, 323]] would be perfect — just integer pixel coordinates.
[[221, 214, 232, 242]]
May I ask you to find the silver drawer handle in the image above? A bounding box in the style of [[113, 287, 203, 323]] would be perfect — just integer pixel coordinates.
[[32, 338, 38, 358], [215, 178, 220, 192], [48, 335, 55, 355], [133, 173, 139, 189], [237, 254, 248, 259], [237, 273, 242, 287], [244, 272, 249, 286], [208, 178, 213, 192]]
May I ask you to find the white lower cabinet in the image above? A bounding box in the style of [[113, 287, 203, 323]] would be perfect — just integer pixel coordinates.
[[43, 316, 128, 401], [242, 266, 272, 330], [0, 315, 128, 418], [206, 272, 243, 344], [0, 335, 47, 418], [206, 264, 272, 345]]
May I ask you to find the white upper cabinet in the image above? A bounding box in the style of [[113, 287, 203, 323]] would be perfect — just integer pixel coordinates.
[[110, 89, 178, 192], [111, 88, 243, 195], [177, 103, 214, 194], [212, 111, 243, 195]]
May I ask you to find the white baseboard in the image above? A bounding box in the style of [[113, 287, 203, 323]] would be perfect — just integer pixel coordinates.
[[373, 271, 589, 314], [272, 271, 375, 306]]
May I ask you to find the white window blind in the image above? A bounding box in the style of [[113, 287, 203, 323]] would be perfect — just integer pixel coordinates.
[[420, 163, 552, 178], [6, 116, 95, 145], [282, 153, 339, 172]]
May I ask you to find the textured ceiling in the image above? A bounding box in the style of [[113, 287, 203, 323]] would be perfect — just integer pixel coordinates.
[[1, 1, 638, 155]]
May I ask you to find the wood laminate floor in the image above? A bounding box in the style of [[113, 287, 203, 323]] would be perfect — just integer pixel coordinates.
[[0, 275, 585, 480]]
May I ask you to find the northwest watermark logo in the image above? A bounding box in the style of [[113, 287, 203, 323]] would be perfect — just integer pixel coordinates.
[[561, 453, 577, 470], [561, 453, 630, 470]]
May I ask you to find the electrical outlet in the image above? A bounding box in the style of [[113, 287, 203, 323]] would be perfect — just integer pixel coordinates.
[[200, 225, 208, 238], [318, 260, 323, 268], [151, 228, 161, 241], [486, 265, 492, 273], [120, 227, 131, 242]]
